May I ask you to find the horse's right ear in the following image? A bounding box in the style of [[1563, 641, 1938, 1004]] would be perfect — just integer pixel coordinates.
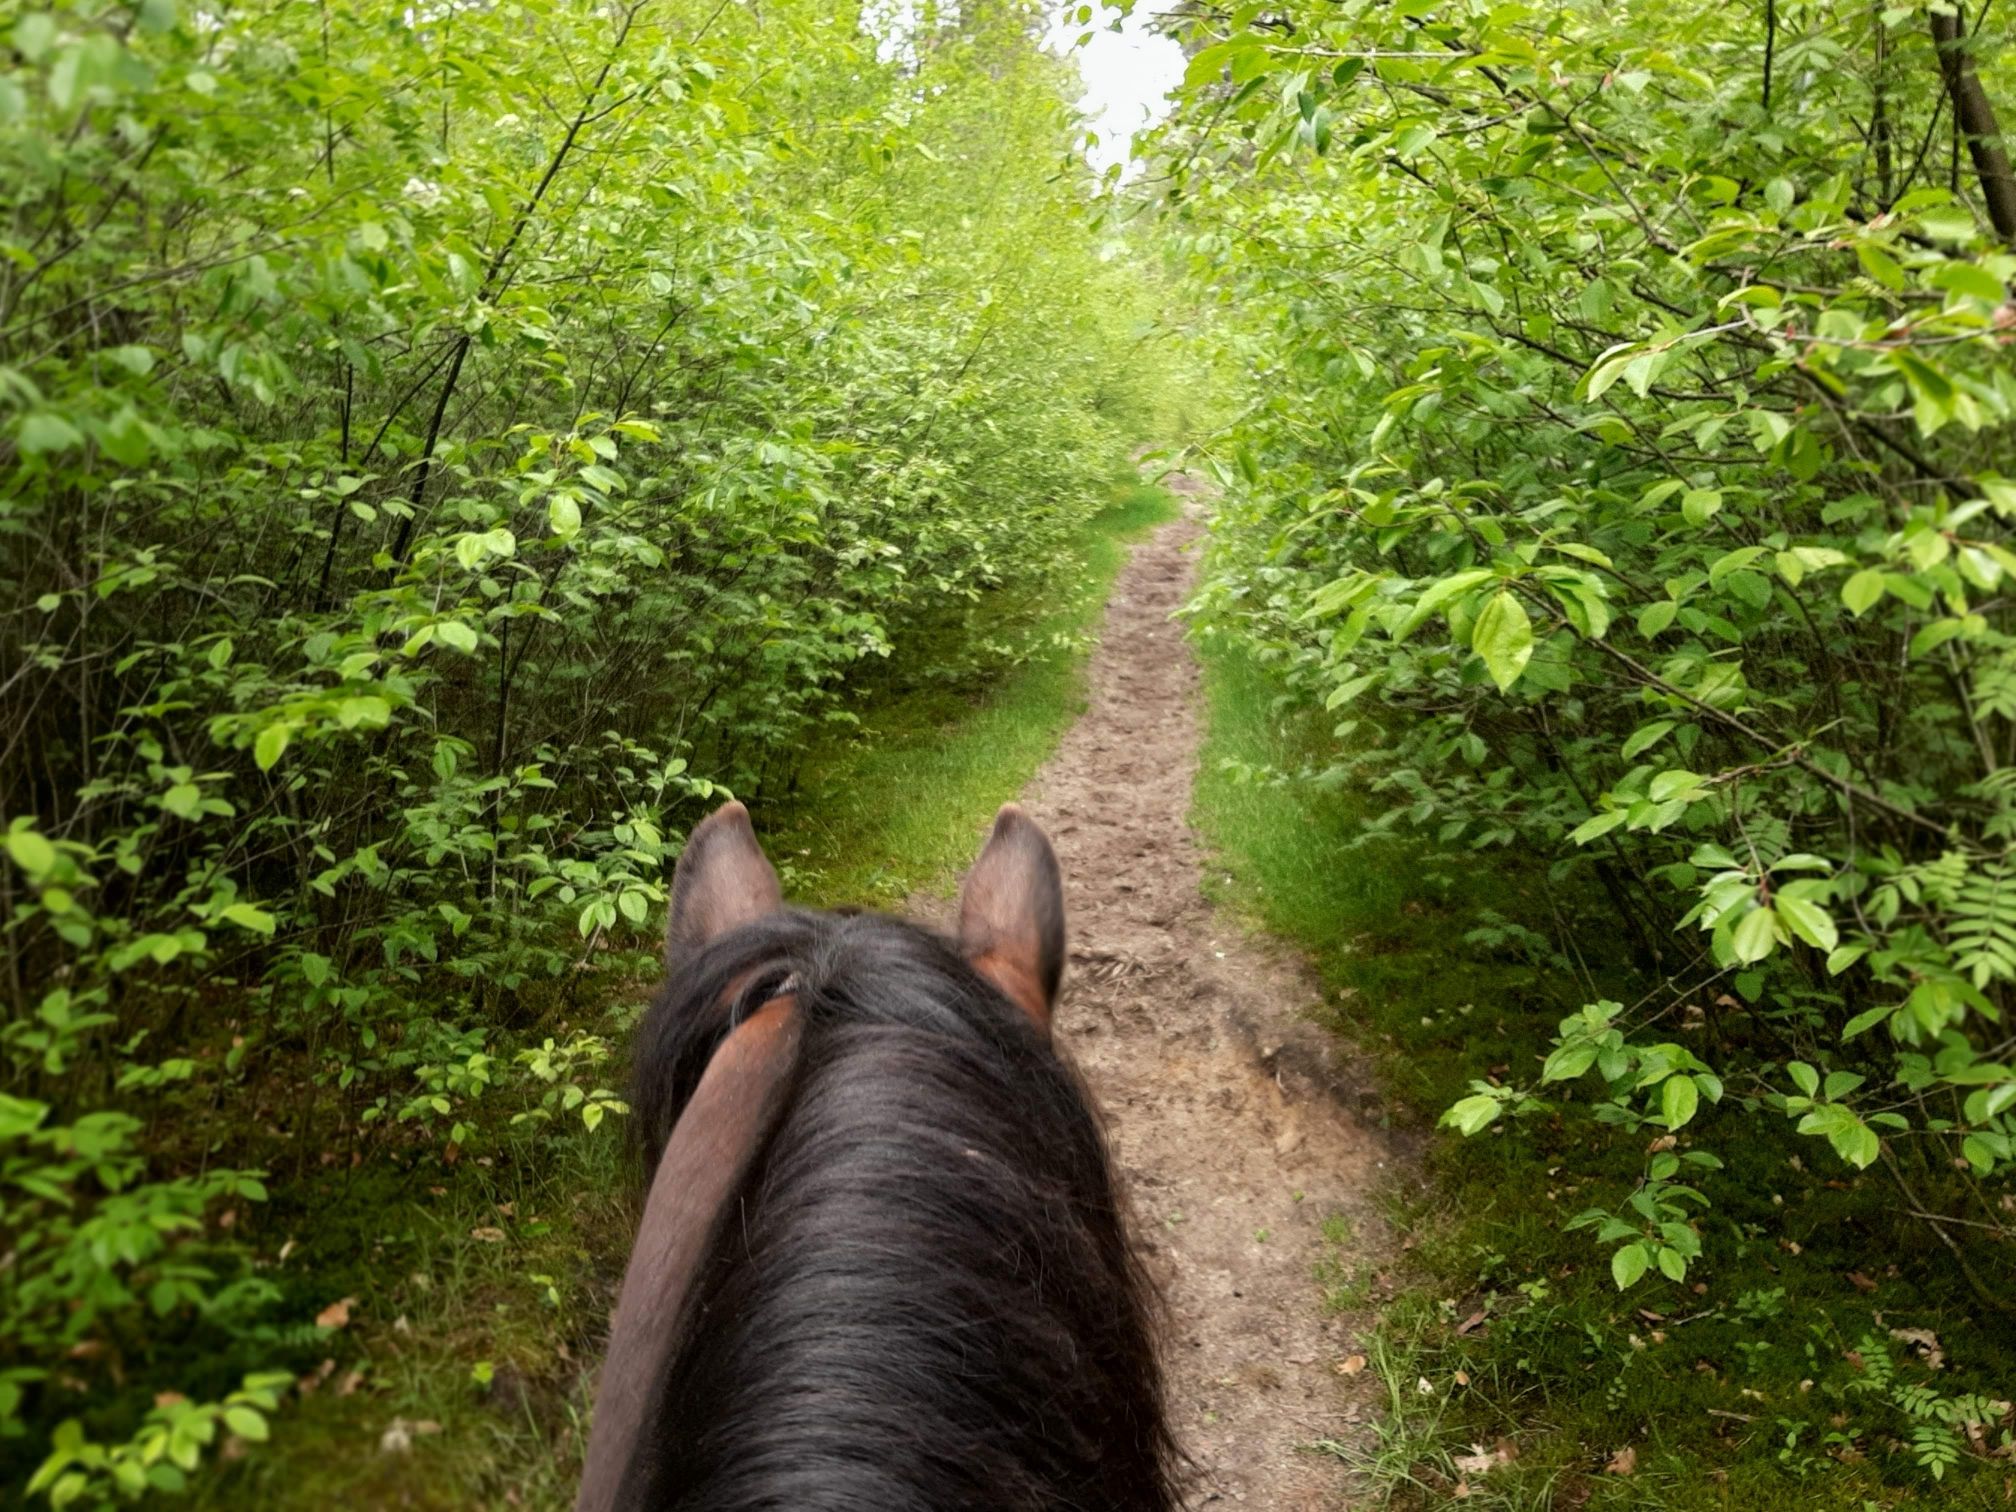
[[665, 801, 783, 968], [958, 804, 1066, 1037]]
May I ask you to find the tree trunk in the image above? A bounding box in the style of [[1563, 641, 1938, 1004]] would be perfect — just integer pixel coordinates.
[[1930, 6, 2016, 244]]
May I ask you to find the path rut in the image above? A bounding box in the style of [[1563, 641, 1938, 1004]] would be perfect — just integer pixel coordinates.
[[1011, 483, 1405, 1507]]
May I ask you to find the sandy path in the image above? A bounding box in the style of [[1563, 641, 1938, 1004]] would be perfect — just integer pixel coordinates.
[[1013, 482, 1405, 1507]]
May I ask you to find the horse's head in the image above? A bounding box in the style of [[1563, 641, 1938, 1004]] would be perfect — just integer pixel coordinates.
[[666, 796, 1065, 1027], [630, 798, 1068, 1166], [582, 800, 1171, 1512]]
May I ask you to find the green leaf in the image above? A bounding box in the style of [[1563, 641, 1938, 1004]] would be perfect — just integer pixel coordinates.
[[1856, 243, 1906, 290], [1831, 1113, 1880, 1169], [1841, 569, 1886, 616], [1543, 1043, 1599, 1082], [1621, 720, 1677, 760], [1585, 349, 1637, 400], [1681, 488, 1722, 526], [19, 413, 84, 456], [1470, 591, 1535, 693], [1611, 1242, 1650, 1290], [1933, 261, 2008, 306], [1962, 1134, 1998, 1174], [338, 696, 392, 730], [13, 13, 57, 61], [1776, 894, 1838, 952], [1637, 600, 1678, 637], [222, 904, 276, 935], [1661, 1074, 1699, 1130], [1648, 769, 1701, 802], [162, 783, 202, 819], [1393, 122, 1438, 159], [1732, 906, 1778, 963], [5, 829, 57, 876], [435, 620, 481, 654], [255, 724, 290, 772], [1569, 809, 1627, 845], [1441, 1094, 1503, 1136]]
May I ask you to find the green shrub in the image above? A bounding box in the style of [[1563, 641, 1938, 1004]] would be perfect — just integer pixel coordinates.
[[1, 0, 1162, 1495], [1160, 0, 2016, 1321]]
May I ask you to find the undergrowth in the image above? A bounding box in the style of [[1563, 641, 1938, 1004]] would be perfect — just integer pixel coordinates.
[[766, 479, 1180, 908], [1193, 641, 2016, 1510], [154, 476, 1178, 1509]]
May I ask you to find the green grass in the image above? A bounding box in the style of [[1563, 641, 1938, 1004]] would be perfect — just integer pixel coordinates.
[[760, 480, 1178, 909], [1193, 641, 2016, 1511], [176, 477, 1179, 1509]]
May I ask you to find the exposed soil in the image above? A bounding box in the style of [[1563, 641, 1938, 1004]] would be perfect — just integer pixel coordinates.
[[1006, 482, 1410, 1507]]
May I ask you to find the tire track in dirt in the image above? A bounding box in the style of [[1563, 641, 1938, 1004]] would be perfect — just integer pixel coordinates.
[[1017, 479, 1409, 1507]]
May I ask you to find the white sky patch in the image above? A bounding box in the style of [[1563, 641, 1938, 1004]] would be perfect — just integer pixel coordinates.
[[1047, 5, 1187, 180]]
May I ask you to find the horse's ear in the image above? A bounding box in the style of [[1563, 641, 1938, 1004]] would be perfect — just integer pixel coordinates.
[[666, 801, 783, 968], [958, 803, 1066, 1036]]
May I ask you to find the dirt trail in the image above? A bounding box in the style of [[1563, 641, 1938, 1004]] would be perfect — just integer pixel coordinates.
[[1016, 481, 1404, 1506]]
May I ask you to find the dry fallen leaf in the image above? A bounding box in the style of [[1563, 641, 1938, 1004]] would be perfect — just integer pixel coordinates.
[[1338, 1354, 1367, 1376], [1453, 1441, 1514, 1476], [379, 1418, 441, 1456], [1889, 1327, 1945, 1370], [316, 1296, 356, 1330], [1846, 1270, 1879, 1293], [337, 1370, 366, 1398], [1455, 1309, 1487, 1336], [469, 1226, 506, 1243], [1606, 1445, 1638, 1476]]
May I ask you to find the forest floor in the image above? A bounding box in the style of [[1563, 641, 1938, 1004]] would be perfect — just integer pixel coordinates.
[[917, 478, 1418, 1506]]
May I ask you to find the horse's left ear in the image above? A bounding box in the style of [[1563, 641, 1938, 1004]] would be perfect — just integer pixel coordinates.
[[958, 804, 1066, 1036], [666, 801, 783, 968]]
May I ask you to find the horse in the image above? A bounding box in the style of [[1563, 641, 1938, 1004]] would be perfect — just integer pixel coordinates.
[[576, 800, 1177, 1510]]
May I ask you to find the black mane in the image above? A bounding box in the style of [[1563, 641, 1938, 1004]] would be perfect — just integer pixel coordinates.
[[623, 907, 1176, 1510]]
